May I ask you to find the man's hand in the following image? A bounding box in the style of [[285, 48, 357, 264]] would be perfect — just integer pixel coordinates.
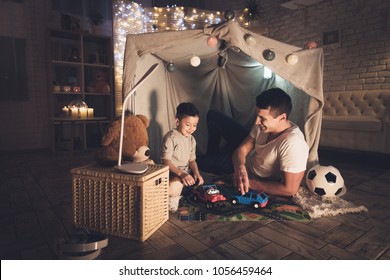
[[232, 135, 255, 195], [233, 164, 250, 195]]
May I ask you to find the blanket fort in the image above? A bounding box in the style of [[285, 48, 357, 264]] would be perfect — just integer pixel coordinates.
[[122, 20, 324, 168]]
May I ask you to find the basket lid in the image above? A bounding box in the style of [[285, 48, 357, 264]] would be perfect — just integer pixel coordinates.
[[113, 163, 148, 174]]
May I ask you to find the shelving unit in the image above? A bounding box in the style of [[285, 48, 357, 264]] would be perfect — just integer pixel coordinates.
[[48, 29, 114, 152]]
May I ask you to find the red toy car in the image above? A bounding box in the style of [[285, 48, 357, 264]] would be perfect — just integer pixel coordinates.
[[192, 184, 227, 208]]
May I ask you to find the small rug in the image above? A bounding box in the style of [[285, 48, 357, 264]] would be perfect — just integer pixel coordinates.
[[177, 175, 311, 222], [292, 186, 368, 219]]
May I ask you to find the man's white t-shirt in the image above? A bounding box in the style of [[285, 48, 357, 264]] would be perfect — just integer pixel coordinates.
[[247, 122, 309, 180]]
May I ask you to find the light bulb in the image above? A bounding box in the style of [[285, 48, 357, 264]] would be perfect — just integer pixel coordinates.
[[190, 56, 201, 67]]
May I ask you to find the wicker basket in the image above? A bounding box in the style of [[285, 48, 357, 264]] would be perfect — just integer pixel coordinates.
[[71, 163, 169, 242]]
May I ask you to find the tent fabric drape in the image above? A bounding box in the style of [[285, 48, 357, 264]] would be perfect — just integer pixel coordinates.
[[122, 20, 323, 168]]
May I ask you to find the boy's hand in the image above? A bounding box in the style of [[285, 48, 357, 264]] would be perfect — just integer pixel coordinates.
[[194, 174, 204, 186], [179, 173, 196, 186]]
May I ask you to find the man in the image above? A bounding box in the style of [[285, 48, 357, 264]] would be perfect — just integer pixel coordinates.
[[232, 88, 308, 196]]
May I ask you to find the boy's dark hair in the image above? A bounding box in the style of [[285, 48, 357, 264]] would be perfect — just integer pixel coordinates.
[[256, 88, 292, 118], [176, 102, 199, 120]]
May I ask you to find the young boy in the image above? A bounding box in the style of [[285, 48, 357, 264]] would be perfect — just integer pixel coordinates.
[[161, 102, 204, 212]]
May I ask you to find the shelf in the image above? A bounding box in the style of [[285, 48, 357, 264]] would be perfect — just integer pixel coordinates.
[[84, 63, 112, 68], [48, 29, 114, 153], [51, 60, 82, 66], [53, 117, 107, 123]]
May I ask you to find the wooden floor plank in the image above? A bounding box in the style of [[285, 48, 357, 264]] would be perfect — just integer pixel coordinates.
[[281, 252, 307, 260], [180, 221, 232, 237], [254, 226, 330, 259], [173, 232, 208, 254], [250, 242, 292, 260], [346, 227, 390, 260], [196, 222, 266, 247], [227, 231, 270, 254], [320, 243, 366, 260], [213, 242, 254, 260], [279, 221, 326, 238], [321, 224, 366, 248], [296, 217, 341, 233], [267, 222, 327, 249], [193, 248, 228, 260], [146, 230, 176, 250], [158, 220, 186, 238], [139, 243, 192, 260]]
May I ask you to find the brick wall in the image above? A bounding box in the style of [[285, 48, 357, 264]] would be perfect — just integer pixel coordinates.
[[260, 0, 390, 92]]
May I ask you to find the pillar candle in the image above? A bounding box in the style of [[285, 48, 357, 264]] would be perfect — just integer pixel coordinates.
[[87, 108, 94, 118], [70, 108, 78, 118], [62, 107, 70, 117], [79, 108, 87, 119]]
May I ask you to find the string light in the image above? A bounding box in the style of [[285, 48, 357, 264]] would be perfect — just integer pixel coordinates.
[[112, 1, 255, 114]]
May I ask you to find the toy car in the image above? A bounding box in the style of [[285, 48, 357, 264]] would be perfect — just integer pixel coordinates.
[[231, 191, 268, 208], [192, 184, 227, 208]]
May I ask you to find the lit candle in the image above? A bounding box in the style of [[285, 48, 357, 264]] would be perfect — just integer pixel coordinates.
[[62, 106, 69, 117], [87, 108, 94, 118], [79, 108, 87, 119], [73, 86, 81, 92], [70, 107, 78, 118]]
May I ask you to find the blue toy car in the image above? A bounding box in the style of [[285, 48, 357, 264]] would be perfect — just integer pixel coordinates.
[[231, 191, 268, 208]]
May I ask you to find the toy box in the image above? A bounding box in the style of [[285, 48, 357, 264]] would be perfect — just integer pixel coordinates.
[[71, 163, 169, 242]]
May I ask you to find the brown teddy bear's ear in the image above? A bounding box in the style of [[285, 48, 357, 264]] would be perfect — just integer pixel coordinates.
[[136, 114, 150, 128]]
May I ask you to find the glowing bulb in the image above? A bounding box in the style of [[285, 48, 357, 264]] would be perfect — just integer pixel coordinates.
[[207, 36, 218, 47], [190, 56, 201, 67]]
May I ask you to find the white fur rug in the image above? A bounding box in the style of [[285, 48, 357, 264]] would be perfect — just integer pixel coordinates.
[[293, 186, 368, 219]]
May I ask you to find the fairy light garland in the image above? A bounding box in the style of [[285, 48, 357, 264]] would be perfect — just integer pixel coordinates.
[[113, 0, 147, 115], [112, 0, 226, 115]]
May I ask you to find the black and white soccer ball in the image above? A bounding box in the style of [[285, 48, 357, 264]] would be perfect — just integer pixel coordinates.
[[306, 165, 345, 198]]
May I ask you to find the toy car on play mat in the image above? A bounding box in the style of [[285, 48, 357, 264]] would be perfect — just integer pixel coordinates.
[[231, 191, 268, 208], [192, 184, 227, 208]]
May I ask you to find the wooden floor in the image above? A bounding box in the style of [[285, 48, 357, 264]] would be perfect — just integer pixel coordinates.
[[0, 148, 389, 260]]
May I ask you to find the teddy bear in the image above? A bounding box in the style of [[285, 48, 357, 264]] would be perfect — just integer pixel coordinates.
[[87, 71, 111, 93], [95, 114, 154, 166]]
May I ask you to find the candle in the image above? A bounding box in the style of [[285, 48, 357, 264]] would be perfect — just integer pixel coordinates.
[[79, 108, 87, 119], [73, 86, 81, 92], [62, 107, 70, 117], [87, 108, 94, 118], [70, 108, 78, 118]]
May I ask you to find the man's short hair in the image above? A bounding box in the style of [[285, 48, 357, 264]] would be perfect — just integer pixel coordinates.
[[176, 102, 199, 120], [256, 88, 292, 118]]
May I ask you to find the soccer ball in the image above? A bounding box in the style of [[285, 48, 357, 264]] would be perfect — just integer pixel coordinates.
[[306, 165, 345, 198]]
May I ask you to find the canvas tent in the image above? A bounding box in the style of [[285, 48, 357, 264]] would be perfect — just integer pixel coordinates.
[[122, 20, 324, 168]]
